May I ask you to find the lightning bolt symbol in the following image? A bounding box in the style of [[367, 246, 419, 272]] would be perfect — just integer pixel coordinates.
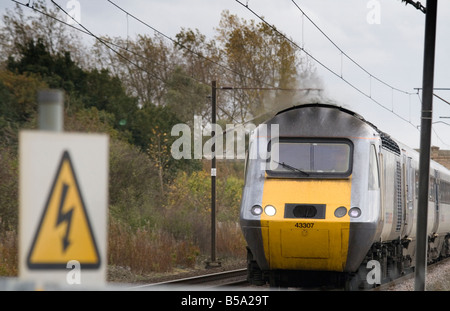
[[55, 183, 74, 252]]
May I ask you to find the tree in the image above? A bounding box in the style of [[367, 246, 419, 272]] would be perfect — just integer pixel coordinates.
[[175, 28, 221, 85], [92, 34, 176, 107], [129, 103, 202, 184], [83, 68, 139, 129], [0, 145, 19, 232], [7, 38, 86, 96], [0, 0, 89, 68], [164, 66, 210, 125], [6, 38, 139, 132], [215, 10, 301, 121], [0, 69, 47, 125], [147, 126, 170, 195]]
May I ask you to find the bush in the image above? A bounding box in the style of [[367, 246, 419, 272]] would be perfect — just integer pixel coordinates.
[[0, 231, 18, 276], [109, 138, 163, 230], [163, 167, 245, 254], [108, 218, 199, 273], [0, 146, 18, 233], [216, 222, 246, 258]]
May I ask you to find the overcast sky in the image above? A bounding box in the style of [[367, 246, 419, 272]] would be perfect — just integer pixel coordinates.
[[2, 0, 450, 149]]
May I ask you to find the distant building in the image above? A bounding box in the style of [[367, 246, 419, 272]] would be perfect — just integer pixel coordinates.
[[431, 146, 450, 170]]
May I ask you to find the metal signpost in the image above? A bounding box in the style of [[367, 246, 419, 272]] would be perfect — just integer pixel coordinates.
[[19, 90, 108, 288], [206, 81, 221, 268], [415, 0, 438, 291]]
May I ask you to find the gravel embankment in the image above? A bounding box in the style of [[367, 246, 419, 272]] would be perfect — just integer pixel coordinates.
[[386, 259, 450, 291]]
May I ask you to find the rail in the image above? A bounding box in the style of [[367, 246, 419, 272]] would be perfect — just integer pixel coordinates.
[[130, 268, 248, 289]]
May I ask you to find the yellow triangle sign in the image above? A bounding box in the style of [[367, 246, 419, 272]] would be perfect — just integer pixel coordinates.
[[27, 150, 100, 269]]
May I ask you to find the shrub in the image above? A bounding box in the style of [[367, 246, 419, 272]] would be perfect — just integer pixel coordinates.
[[0, 145, 18, 233], [108, 218, 199, 273], [163, 167, 245, 254], [0, 231, 18, 276], [109, 138, 163, 230]]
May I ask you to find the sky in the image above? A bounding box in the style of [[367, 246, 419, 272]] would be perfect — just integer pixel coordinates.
[[1, 0, 450, 150]]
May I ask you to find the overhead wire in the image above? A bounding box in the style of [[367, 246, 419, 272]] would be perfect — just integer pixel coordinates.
[[14, 0, 279, 125], [15, 0, 239, 129], [11, 0, 89, 36], [105, 0, 324, 126], [15, 0, 220, 102], [48, 0, 167, 85], [433, 93, 450, 107], [14, 0, 447, 150], [14, 0, 323, 97], [107, 0, 274, 90], [13, 0, 427, 134], [291, 0, 415, 96], [416, 90, 450, 147], [106, 0, 318, 93], [12, 0, 182, 80], [235, 0, 419, 130]]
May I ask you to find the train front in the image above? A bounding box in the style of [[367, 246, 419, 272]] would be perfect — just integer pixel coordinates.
[[240, 104, 382, 286]]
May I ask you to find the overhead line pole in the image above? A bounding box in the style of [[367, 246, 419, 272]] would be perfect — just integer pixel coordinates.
[[415, 0, 438, 291], [206, 80, 221, 268]]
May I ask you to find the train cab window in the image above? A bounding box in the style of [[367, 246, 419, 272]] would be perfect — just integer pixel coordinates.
[[266, 138, 353, 178], [369, 145, 380, 190]]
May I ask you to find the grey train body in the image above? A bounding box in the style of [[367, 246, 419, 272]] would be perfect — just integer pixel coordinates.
[[240, 103, 450, 287]]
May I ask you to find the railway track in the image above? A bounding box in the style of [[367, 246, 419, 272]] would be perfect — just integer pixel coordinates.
[[130, 268, 248, 289], [129, 257, 450, 291]]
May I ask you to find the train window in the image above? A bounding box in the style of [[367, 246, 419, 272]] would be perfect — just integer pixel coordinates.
[[266, 138, 353, 177], [415, 170, 419, 199], [441, 181, 450, 204], [369, 145, 380, 190], [429, 176, 435, 202]]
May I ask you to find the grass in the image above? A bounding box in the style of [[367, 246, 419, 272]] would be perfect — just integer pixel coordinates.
[[0, 220, 246, 279], [0, 160, 247, 279], [0, 231, 17, 276], [108, 219, 200, 273], [108, 218, 246, 276]]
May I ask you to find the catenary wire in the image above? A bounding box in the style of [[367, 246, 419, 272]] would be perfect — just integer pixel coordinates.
[[106, 0, 319, 93], [49, 0, 167, 85], [235, 0, 419, 130], [13, 0, 288, 127], [291, 0, 415, 96]]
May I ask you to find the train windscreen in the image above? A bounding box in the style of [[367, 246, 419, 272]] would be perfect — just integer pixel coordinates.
[[266, 139, 353, 177]]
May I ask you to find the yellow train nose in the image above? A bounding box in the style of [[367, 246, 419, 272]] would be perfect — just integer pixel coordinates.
[[260, 179, 351, 272]]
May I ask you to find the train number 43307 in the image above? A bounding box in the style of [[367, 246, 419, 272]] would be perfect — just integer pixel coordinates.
[[294, 223, 314, 229]]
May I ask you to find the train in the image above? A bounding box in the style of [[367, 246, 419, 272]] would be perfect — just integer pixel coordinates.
[[239, 103, 450, 289]]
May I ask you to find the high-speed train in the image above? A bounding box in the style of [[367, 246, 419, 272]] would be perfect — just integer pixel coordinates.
[[240, 103, 450, 289]]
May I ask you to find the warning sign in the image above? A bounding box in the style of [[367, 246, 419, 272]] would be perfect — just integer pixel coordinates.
[[19, 130, 107, 285], [27, 151, 100, 269]]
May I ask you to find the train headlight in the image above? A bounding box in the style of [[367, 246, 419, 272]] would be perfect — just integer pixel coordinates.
[[264, 205, 277, 216], [251, 205, 263, 216], [349, 207, 361, 218], [334, 206, 347, 218]]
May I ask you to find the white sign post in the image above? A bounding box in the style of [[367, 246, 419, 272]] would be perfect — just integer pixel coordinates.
[[19, 130, 108, 288]]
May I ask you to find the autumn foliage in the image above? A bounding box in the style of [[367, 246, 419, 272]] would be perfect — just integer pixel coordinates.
[[0, 1, 313, 276]]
